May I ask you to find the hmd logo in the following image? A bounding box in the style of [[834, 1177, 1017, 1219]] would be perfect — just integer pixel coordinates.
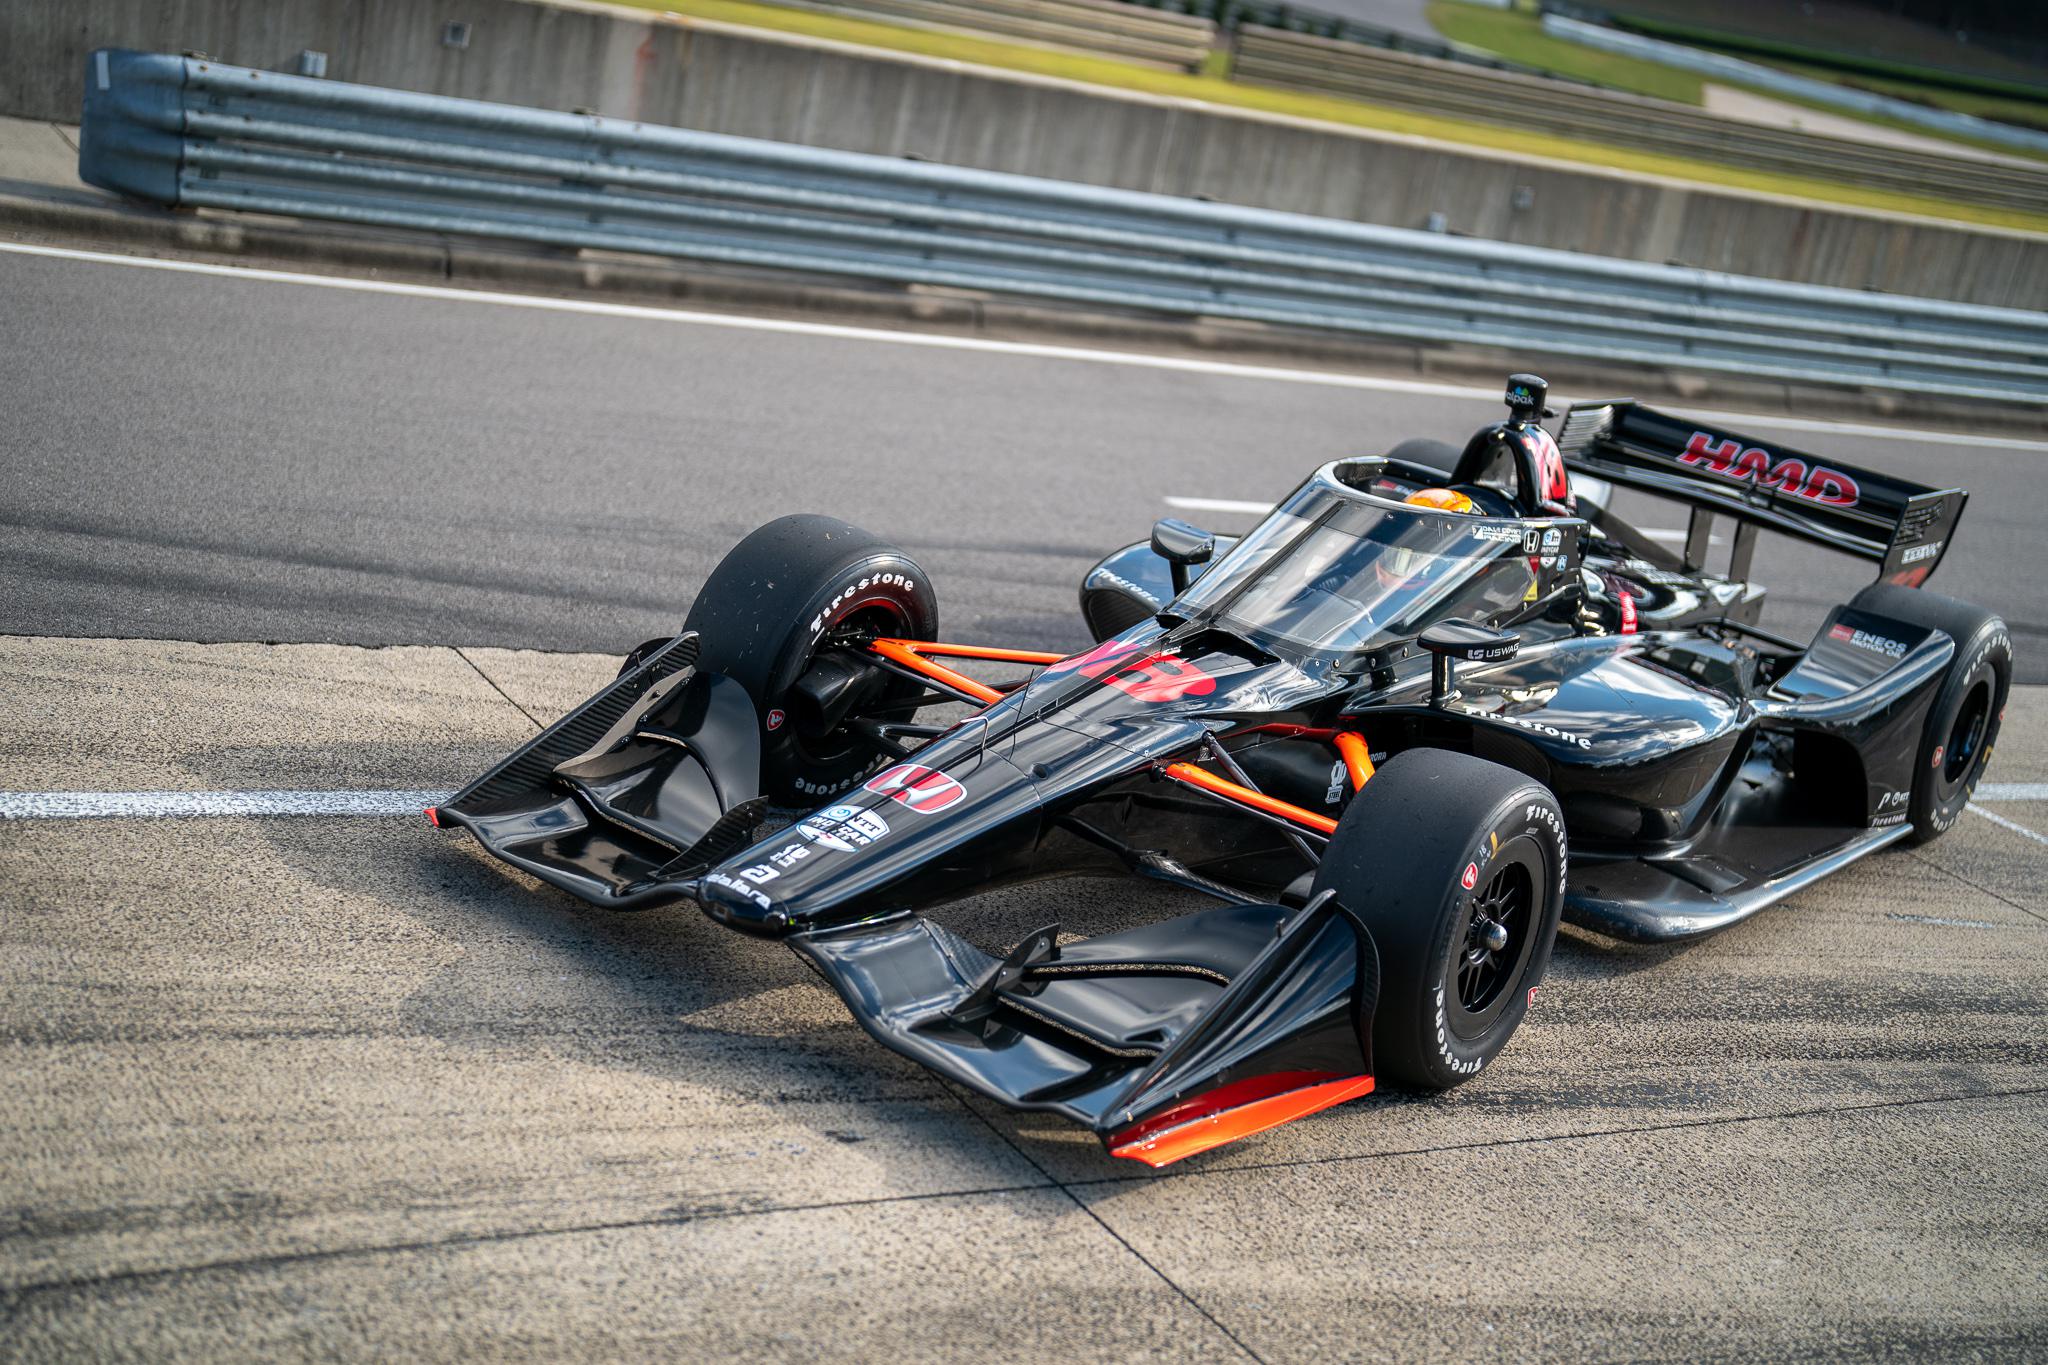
[[1679, 433, 1861, 507]]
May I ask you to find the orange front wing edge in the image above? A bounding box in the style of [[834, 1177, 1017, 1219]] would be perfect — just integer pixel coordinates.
[[1108, 1072, 1377, 1167]]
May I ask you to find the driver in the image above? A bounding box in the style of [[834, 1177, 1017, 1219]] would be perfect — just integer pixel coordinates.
[[1376, 487, 1477, 589], [1405, 488, 1477, 515]]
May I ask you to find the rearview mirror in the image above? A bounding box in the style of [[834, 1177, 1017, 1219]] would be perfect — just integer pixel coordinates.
[[1418, 622, 1520, 706], [1151, 518, 1216, 595]]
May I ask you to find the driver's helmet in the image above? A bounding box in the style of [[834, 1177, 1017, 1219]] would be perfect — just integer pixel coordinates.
[[1378, 487, 1477, 588], [1405, 488, 1476, 514]]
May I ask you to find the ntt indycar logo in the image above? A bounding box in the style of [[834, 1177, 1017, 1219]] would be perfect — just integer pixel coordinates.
[[797, 804, 891, 852], [1679, 432, 1860, 508]]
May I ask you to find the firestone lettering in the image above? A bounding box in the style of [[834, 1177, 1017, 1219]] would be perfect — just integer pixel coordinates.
[[810, 572, 916, 635], [1490, 712, 1594, 750]]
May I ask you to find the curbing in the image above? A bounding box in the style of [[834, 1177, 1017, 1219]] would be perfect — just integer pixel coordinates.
[[2, 187, 2040, 432]]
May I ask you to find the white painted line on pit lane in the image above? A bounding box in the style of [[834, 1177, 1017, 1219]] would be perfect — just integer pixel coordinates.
[[3, 240, 2044, 453], [1887, 913, 2001, 929], [1976, 782, 2048, 802], [0, 790, 451, 819], [1968, 803, 2048, 846]]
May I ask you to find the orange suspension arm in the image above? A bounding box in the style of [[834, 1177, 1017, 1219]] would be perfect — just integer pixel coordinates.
[[870, 640, 1347, 839], [867, 638, 1066, 706], [1333, 731, 1374, 791], [1163, 762, 1340, 836], [881, 640, 1067, 665]]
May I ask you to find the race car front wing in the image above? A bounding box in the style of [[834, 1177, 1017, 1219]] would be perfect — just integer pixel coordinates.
[[793, 887, 1378, 1166]]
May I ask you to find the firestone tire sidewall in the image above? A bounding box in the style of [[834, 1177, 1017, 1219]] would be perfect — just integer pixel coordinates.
[[1408, 796, 1567, 1090], [1911, 619, 2011, 844], [1312, 750, 1566, 1094]]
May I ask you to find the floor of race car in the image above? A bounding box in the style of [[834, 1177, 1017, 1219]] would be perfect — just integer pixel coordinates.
[[2, 635, 2044, 1361]]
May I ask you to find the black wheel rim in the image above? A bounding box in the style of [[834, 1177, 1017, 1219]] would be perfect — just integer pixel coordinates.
[[1447, 840, 1541, 1042], [1942, 680, 1992, 788], [787, 602, 917, 771]]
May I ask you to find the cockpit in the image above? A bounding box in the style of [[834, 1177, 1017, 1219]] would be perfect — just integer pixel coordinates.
[[1172, 463, 1578, 658]]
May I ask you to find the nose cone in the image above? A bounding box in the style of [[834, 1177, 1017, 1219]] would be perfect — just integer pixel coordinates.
[[696, 863, 793, 935], [703, 741, 1049, 936]]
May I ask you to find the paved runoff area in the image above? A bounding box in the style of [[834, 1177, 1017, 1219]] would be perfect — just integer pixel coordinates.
[[0, 635, 2044, 1360]]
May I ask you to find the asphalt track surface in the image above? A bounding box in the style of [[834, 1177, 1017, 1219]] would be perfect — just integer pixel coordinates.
[[3, 241, 2048, 1360], [1, 244, 2044, 682]]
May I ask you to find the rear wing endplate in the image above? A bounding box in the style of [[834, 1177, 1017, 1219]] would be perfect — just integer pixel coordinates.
[[1556, 401, 1966, 586]]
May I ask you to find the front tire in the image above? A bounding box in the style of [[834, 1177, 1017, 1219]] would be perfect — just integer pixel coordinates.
[[683, 515, 938, 806], [1850, 583, 2011, 844], [1312, 749, 1566, 1091]]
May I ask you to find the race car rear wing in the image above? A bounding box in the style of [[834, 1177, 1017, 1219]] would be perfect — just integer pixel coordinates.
[[1555, 401, 1966, 587]]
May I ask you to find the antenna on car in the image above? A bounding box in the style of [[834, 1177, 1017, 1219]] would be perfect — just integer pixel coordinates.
[[1504, 373, 1555, 424]]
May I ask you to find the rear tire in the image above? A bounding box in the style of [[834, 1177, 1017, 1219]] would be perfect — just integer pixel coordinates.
[[684, 515, 938, 807], [1311, 750, 1566, 1091], [1849, 583, 2010, 844]]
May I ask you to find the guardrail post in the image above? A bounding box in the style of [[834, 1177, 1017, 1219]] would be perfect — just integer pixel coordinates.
[[78, 50, 187, 206]]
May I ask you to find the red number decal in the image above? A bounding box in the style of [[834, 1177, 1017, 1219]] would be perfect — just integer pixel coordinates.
[[1047, 638, 1216, 702]]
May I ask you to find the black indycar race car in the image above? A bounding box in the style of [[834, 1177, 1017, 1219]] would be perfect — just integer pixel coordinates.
[[433, 375, 2010, 1167]]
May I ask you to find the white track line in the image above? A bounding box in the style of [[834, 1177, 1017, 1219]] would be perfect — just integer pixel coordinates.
[[1887, 912, 2001, 929], [1976, 782, 2048, 802], [3, 240, 2043, 451], [0, 790, 450, 819], [1968, 803, 2048, 846], [3, 783, 2038, 836]]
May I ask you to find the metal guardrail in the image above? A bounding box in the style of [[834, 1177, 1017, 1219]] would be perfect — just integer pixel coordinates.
[[773, 0, 1214, 69], [1232, 28, 2048, 217], [78, 51, 2048, 405]]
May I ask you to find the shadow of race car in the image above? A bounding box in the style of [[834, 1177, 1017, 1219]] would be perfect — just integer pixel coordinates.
[[432, 375, 2010, 1167]]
